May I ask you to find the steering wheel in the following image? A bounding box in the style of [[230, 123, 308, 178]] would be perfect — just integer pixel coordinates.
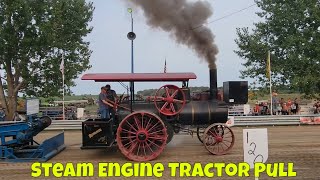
[[154, 84, 186, 116]]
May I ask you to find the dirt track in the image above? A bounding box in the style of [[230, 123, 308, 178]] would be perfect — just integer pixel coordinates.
[[1, 126, 320, 180]]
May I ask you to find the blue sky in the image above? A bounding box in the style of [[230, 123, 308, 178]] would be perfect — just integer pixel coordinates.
[[72, 0, 261, 95]]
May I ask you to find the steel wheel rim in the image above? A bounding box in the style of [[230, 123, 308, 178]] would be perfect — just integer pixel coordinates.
[[203, 123, 235, 155], [117, 111, 167, 161]]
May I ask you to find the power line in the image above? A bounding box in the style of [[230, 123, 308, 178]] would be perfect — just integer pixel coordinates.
[[191, 4, 256, 30]]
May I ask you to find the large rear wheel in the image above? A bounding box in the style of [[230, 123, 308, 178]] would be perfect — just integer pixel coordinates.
[[117, 111, 167, 161]]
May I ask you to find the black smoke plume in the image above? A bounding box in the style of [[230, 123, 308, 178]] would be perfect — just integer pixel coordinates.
[[129, 0, 219, 69]]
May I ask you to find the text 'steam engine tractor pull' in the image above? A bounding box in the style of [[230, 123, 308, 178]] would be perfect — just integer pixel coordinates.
[[81, 69, 248, 161]]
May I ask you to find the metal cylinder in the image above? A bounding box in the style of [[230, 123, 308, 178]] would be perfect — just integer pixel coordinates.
[[177, 100, 228, 125], [31, 116, 52, 136]]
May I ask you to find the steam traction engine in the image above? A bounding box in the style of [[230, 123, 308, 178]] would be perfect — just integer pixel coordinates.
[[81, 69, 248, 161]]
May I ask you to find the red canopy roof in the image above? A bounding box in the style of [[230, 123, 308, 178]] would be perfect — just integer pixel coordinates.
[[81, 73, 197, 82]]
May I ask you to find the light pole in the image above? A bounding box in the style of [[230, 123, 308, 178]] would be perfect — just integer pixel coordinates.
[[127, 8, 136, 111], [127, 8, 135, 74]]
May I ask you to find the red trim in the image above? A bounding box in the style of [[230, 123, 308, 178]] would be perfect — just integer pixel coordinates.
[[81, 73, 197, 82]]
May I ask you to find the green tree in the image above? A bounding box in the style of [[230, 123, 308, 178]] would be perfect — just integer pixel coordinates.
[[235, 0, 320, 97], [0, 0, 94, 120]]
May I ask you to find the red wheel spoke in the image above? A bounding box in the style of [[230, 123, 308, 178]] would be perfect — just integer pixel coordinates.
[[137, 143, 141, 156], [154, 96, 165, 101], [123, 141, 132, 148], [165, 87, 170, 97], [128, 141, 138, 153], [126, 120, 138, 132], [207, 141, 217, 148], [149, 129, 165, 135], [220, 143, 226, 152], [173, 99, 184, 103], [223, 139, 233, 143], [121, 129, 137, 135], [170, 103, 176, 113], [217, 144, 220, 153], [147, 139, 162, 149], [148, 124, 162, 133], [145, 141, 154, 153], [123, 139, 137, 147], [213, 127, 220, 135], [206, 137, 217, 146], [217, 144, 219, 153], [145, 117, 152, 129], [142, 143, 147, 157], [221, 141, 230, 148], [161, 102, 169, 111], [208, 130, 218, 138], [120, 136, 136, 139], [141, 115, 144, 130], [222, 134, 232, 138], [149, 135, 165, 140], [211, 141, 218, 146], [133, 115, 142, 129], [171, 90, 179, 98], [147, 121, 160, 133]]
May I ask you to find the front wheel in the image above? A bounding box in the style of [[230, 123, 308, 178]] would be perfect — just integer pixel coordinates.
[[203, 123, 235, 155]]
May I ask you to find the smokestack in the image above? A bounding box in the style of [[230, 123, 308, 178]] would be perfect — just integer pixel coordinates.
[[209, 69, 217, 100], [127, 0, 219, 69]]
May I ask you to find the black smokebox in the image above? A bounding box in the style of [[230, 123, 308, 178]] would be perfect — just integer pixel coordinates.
[[209, 69, 218, 100]]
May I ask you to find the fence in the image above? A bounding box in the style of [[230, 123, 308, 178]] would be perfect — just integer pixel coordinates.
[[39, 107, 77, 120], [45, 115, 320, 130]]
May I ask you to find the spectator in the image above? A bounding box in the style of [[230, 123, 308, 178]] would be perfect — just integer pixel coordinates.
[[259, 102, 265, 115], [282, 102, 289, 115], [291, 98, 298, 115], [280, 98, 285, 106], [314, 99, 320, 114], [272, 92, 278, 115], [277, 103, 282, 115], [254, 102, 260, 115], [287, 98, 292, 115], [262, 102, 269, 115]]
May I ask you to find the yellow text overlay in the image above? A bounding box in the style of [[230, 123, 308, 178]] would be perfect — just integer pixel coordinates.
[[31, 162, 297, 178]]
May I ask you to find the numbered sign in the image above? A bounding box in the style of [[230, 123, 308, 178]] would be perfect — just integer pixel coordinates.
[[243, 129, 268, 169], [26, 99, 40, 115]]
